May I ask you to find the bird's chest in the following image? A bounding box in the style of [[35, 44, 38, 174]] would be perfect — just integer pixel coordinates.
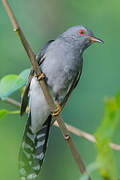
[[41, 52, 81, 100]]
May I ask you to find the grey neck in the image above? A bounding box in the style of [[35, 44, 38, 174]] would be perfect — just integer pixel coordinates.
[[58, 35, 84, 57]]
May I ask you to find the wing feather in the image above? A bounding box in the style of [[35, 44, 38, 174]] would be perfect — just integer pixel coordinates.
[[20, 40, 54, 116], [61, 58, 83, 109]]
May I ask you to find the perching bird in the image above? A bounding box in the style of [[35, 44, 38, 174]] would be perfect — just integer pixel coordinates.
[[19, 25, 103, 180]]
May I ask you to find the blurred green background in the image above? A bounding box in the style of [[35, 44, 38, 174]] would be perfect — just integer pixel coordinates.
[[0, 0, 120, 179]]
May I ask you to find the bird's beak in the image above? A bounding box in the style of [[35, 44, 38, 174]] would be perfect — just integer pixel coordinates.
[[87, 36, 104, 43]]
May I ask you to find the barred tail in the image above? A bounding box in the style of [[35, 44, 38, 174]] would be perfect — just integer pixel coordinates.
[[19, 114, 52, 180]]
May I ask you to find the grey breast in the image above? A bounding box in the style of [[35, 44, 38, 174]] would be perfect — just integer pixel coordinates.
[[40, 37, 82, 103]]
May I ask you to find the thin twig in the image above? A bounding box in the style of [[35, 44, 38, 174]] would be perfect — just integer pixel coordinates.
[[54, 121, 120, 151], [1, 97, 120, 151], [2, 0, 90, 178], [2, 97, 21, 108]]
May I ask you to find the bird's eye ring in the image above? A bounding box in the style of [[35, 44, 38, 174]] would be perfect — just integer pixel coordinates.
[[79, 29, 86, 35]]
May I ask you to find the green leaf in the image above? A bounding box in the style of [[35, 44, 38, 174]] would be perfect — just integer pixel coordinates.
[[0, 109, 8, 120], [18, 68, 30, 84], [0, 75, 18, 99], [116, 91, 120, 108], [20, 86, 25, 97], [8, 110, 20, 114], [0, 69, 30, 99], [95, 97, 120, 180], [0, 109, 20, 121]]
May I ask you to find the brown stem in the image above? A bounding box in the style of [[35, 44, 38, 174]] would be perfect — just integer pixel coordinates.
[[54, 121, 120, 151], [4, 97, 21, 107]]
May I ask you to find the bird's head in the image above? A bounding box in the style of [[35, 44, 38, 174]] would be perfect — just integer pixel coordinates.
[[61, 25, 103, 52]]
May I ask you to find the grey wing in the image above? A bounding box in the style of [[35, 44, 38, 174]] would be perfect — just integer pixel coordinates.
[[36, 40, 54, 65], [20, 40, 54, 116], [61, 60, 83, 109], [20, 69, 34, 116]]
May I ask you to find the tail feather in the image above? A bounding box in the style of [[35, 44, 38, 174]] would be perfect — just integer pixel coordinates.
[[19, 114, 52, 180]]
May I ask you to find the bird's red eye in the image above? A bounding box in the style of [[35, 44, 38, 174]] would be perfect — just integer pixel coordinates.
[[79, 29, 85, 35]]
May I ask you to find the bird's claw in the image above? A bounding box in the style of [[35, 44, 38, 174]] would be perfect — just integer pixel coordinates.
[[52, 101, 61, 118], [37, 73, 45, 81]]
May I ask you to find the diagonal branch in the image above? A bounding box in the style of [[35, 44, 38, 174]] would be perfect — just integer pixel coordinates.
[[2, 0, 90, 178], [1, 96, 120, 151]]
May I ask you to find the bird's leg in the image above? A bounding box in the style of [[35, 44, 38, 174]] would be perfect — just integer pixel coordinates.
[[52, 101, 61, 118], [36, 72, 45, 81]]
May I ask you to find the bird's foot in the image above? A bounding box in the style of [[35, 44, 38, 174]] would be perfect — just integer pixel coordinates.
[[37, 73, 45, 81], [52, 101, 61, 118]]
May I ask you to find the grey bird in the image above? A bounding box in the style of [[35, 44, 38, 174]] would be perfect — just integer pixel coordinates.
[[19, 25, 103, 180]]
